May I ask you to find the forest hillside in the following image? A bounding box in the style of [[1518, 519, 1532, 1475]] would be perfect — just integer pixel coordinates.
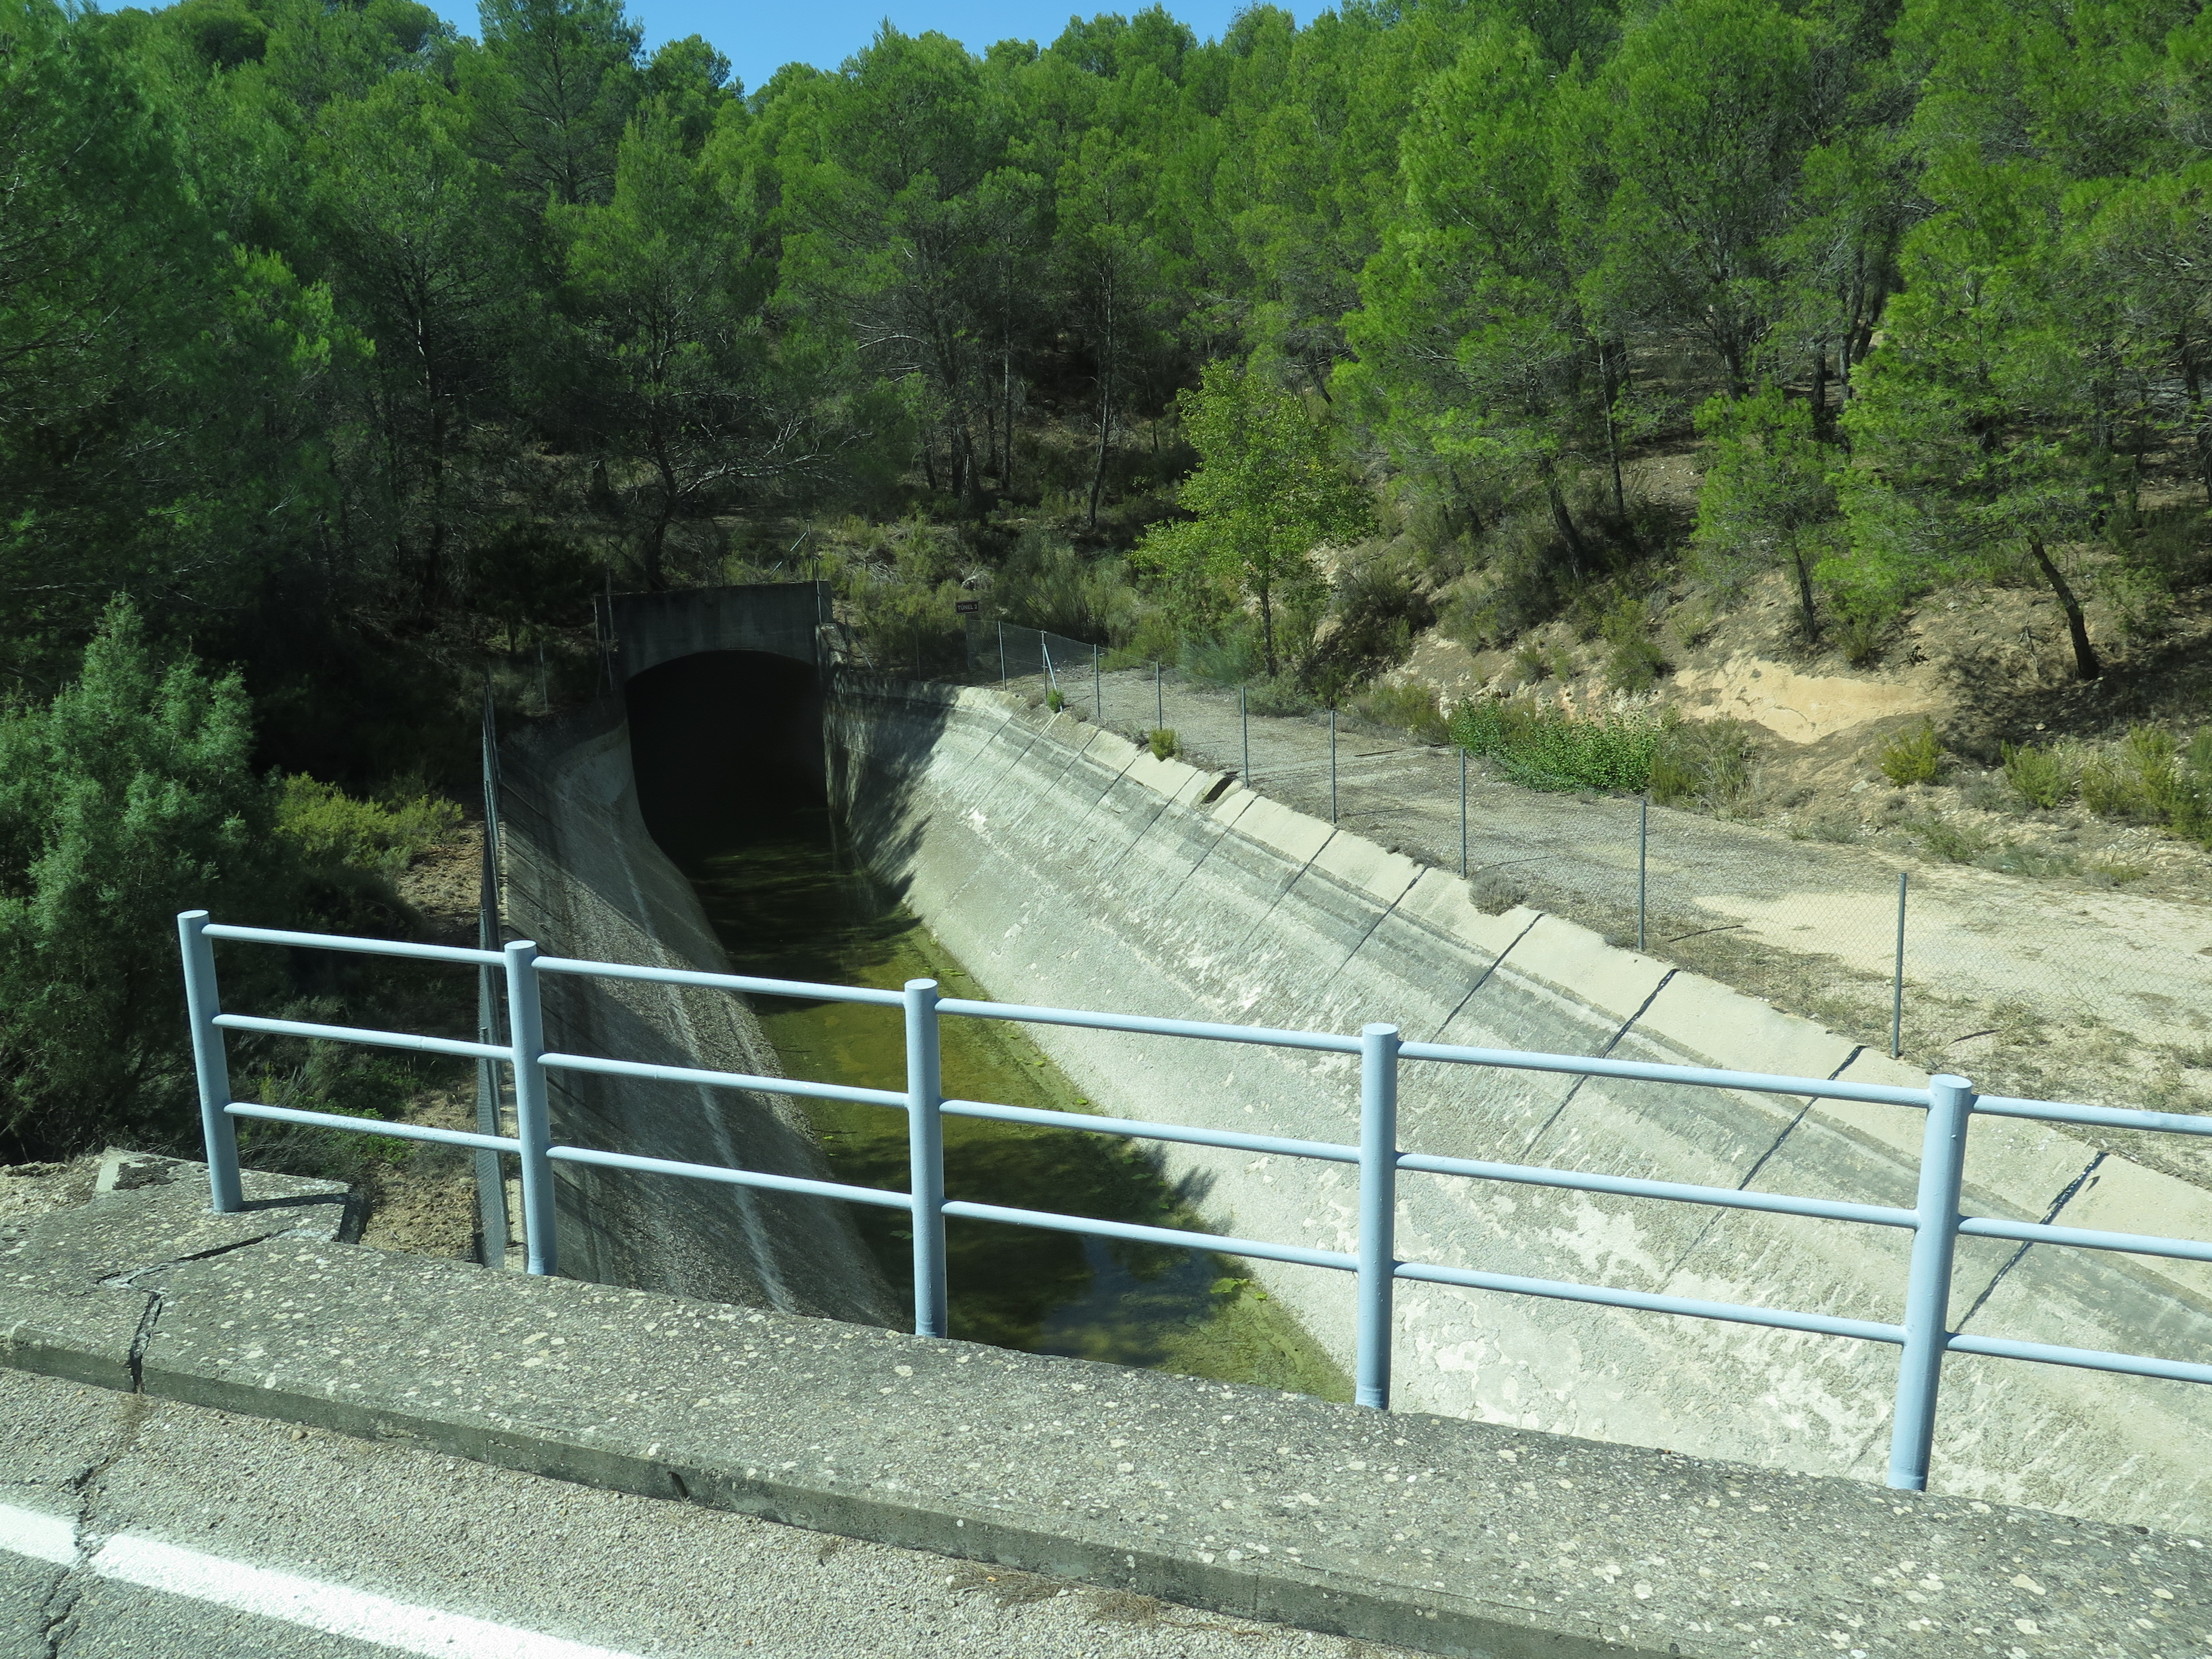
[[4, 0, 2211, 1161]]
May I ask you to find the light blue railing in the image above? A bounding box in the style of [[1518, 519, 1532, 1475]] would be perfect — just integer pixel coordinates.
[[176, 909, 2212, 1493]]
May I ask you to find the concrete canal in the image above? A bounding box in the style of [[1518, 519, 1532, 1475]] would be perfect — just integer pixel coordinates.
[[624, 649, 1347, 1397]]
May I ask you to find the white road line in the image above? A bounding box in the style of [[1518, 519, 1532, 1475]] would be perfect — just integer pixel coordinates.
[[0, 1503, 76, 1565], [0, 1501, 644, 1658]]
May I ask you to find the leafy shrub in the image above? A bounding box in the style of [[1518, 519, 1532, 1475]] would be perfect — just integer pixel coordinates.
[[1045, 686, 1065, 713], [277, 776, 463, 880], [2060, 724, 2211, 846], [1649, 718, 1756, 810], [1833, 607, 1886, 667], [1507, 641, 1555, 686], [2001, 741, 2077, 809], [1452, 700, 1662, 792], [1352, 681, 1449, 744], [1879, 721, 1943, 786], [1147, 728, 1180, 761], [1299, 552, 1434, 707], [1180, 629, 1262, 686], [1243, 674, 1316, 716], [993, 526, 1141, 644]]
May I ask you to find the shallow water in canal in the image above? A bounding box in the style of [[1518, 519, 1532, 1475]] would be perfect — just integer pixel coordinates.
[[657, 793, 1348, 1399]]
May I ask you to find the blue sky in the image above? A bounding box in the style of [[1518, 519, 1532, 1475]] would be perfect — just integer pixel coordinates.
[[425, 0, 1258, 96]]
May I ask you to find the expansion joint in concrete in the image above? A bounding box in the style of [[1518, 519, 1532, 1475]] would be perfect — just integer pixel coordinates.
[[1516, 968, 1679, 1161], [1653, 1046, 1867, 1291], [1958, 1150, 2110, 1332], [1421, 910, 1542, 1044]]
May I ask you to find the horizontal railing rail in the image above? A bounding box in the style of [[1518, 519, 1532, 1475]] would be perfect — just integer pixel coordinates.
[[177, 910, 2212, 1495]]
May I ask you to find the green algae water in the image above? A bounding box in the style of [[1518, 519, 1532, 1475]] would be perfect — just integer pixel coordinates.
[[674, 801, 1348, 1398]]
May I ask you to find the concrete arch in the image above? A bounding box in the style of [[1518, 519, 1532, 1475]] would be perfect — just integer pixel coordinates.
[[602, 582, 830, 685]]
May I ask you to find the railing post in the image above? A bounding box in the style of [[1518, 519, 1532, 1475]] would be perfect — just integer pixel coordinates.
[[504, 940, 557, 1276], [177, 911, 244, 1214], [1887, 1072, 1973, 1490], [1357, 1022, 1401, 1409], [905, 978, 949, 1337]]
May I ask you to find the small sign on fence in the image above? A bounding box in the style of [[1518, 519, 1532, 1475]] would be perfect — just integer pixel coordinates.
[[954, 599, 980, 614]]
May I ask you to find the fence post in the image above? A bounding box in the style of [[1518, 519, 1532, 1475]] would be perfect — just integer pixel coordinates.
[[1459, 748, 1468, 877], [504, 940, 557, 1276], [1330, 708, 1339, 824], [1154, 661, 1163, 731], [1637, 794, 1648, 953], [1887, 1072, 1973, 1490], [1093, 644, 1102, 724], [1892, 871, 1908, 1060], [998, 622, 1006, 689], [1241, 685, 1250, 785], [177, 911, 244, 1214], [1356, 1023, 1401, 1409], [477, 680, 508, 1269], [905, 978, 950, 1338]]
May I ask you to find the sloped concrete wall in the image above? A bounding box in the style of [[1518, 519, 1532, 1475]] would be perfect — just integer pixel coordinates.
[[500, 700, 895, 1327], [827, 673, 2212, 1532]]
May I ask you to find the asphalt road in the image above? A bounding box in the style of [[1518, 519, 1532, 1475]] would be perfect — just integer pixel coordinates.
[[0, 1367, 1413, 1659]]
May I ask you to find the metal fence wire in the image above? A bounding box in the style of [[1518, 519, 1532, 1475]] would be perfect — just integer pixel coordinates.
[[178, 909, 2212, 1496], [960, 652, 2212, 1105]]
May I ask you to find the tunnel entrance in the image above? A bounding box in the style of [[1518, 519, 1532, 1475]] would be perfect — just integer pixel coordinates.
[[618, 651, 1348, 1395], [624, 649, 825, 867]]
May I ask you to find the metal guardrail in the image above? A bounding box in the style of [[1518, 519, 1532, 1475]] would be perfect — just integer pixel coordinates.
[[175, 909, 2212, 1494]]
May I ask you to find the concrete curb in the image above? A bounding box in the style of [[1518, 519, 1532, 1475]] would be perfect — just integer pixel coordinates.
[[4, 1160, 2206, 1659]]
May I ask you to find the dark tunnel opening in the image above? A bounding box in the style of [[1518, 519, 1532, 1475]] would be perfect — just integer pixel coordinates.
[[623, 649, 825, 869]]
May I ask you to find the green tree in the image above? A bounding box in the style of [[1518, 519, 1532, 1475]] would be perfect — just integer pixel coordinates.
[[0, 602, 294, 1154], [1341, 19, 1609, 566], [309, 71, 508, 618], [1135, 361, 1372, 677], [562, 102, 771, 587], [463, 0, 641, 210], [1692, 388, 1838, 639], [1582, 0, 1815, 394]]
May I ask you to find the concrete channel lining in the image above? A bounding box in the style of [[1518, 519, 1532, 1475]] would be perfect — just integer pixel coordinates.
[[822, 675, 2212, 1537], [2, 1158, 2204, 1659]]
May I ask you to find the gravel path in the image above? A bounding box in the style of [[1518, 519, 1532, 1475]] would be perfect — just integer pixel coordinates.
[[999, 666, 2212, 1162]]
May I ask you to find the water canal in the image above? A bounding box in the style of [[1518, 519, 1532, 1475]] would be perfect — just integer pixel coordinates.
[[625, 651, 1347, 1398]]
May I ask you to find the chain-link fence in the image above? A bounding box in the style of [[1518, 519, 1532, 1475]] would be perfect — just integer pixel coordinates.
[[940, 648, 2212, 1138]]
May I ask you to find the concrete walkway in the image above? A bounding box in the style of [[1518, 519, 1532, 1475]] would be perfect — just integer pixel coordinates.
[[1036, 667, 2212, 1151]]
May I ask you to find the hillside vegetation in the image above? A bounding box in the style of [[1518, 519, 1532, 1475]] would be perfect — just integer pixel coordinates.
[[6, 0, 2212, 1156]]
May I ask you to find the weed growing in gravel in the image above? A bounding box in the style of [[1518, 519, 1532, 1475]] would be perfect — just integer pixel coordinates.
[[1146, 727, 1179, 760], [1910, 816, 1993, 862]]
